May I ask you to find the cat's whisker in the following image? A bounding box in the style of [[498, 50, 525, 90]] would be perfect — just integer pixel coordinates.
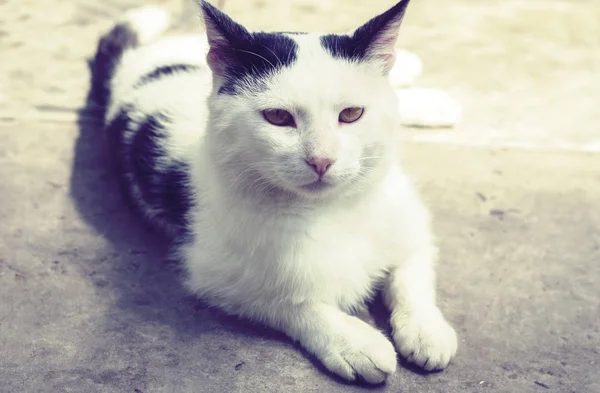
[[358, 156, 382, 161], [260, 44, 283, 66], [231, 48, 276, 69]]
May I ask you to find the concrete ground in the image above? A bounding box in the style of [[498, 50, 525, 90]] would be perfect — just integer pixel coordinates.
[[1, 0, 599, 392]]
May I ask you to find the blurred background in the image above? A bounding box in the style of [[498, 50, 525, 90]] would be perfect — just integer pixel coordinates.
[[1, 0, 599, 149], [0, 1, 599, 393]]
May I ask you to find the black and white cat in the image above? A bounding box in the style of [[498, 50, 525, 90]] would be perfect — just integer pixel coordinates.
[[91, 0, 458, 384]]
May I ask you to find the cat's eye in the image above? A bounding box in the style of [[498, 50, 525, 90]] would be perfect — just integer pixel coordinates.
[[338, 107, 364, 124], [262, 109, 296, 127]]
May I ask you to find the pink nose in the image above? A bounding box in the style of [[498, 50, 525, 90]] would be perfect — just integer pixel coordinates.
[[306, 157, 335, 176]]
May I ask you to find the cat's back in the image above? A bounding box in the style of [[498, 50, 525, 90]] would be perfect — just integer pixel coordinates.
[[107, 34, 212, 125], [103, 34, 213, 237]]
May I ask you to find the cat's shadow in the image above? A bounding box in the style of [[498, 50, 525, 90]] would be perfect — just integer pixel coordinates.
[[68, 59, 430, 387]]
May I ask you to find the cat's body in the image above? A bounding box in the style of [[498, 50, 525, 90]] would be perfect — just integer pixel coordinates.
[[92, 1, 458, 384]]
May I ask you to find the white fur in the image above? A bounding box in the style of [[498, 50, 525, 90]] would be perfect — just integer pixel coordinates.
[[106, 35, 210, 123], [107, 4, 457, 383]]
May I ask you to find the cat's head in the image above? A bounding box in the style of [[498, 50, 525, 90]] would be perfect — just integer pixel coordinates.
[[200, 0, 410, 202]]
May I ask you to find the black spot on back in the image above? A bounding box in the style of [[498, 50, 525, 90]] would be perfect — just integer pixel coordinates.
[[105, 107, 132, 174], [105, 108, 192, 237], [130, 114, 192, 234], [134, 64, 202, 88]]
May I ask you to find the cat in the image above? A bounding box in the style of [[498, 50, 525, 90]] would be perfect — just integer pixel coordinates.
[[90, 0, 458, 384]]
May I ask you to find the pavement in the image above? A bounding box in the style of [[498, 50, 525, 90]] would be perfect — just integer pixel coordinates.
[[1, 0, 599, 392]]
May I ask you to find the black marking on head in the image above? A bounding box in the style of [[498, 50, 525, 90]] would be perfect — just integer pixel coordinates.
[[91, 22, 139, 107], [277, 31, 308, 35], [200, 1, 298, 95], [320, 0, 409, 63], [105, 107, 192, 237], [134, 64, 202, 88]]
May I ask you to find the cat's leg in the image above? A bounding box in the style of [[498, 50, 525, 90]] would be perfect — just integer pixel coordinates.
[[383, 238, 457, 371], [265, 302, 397, 384]]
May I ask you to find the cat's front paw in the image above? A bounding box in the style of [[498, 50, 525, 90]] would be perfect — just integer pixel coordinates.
[[391, 308, 457, 371], [319, 319, 397, 384]]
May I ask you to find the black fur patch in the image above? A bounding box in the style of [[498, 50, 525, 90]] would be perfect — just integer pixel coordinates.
[[201, 1, 298, 95], [218, 32, 298, 95], [130, 113, 192, 234], [105, 107, 138, 210], [91, 22, 138, 107], [106, 108, 192, 236], [134, 64, 202, 88], [320, 0, 409, 62]]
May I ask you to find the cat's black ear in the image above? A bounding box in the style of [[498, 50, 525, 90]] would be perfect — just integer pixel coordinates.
[[353, 0, 410, 73], [321, 0, 410, 75], [198, 0, 251, 75], [197, 1, 299, 94]]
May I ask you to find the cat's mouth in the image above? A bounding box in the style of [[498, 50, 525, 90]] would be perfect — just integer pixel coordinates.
[[299, 179, 334, 193]]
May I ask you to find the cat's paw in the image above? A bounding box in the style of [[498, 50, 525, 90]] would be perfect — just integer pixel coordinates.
[[396, 87, 462, 128], [319, 319, 397, 384], [391, 308, 457, 371]]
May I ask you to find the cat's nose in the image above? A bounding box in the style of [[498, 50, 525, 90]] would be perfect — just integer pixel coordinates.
[[306, 157, 335, 176]]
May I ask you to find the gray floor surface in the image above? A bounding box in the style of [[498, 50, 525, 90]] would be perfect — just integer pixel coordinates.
[[1, 0, 599, 392]]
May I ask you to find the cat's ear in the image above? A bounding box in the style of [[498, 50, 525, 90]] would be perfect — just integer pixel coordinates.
[[198, 0, 250, 76], [352, 0, 411, 74]]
